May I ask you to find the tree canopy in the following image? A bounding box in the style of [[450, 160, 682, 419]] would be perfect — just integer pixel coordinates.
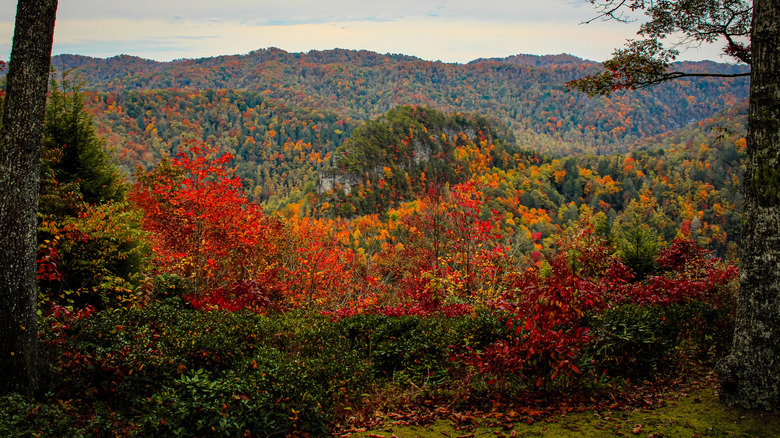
[[567, 0, 752, 95]]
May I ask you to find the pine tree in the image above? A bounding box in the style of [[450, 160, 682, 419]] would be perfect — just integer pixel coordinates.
[[41, 72, 124, 212]]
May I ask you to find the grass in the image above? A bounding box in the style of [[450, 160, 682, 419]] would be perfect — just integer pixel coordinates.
[[347, 376, 780, 437]]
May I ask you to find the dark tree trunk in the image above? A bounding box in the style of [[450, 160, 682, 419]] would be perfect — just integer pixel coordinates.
[[715, 0, 780, 410], [0, 0, 58, 397]]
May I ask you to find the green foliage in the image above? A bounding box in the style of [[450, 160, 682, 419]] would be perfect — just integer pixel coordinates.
[[36, 75, 150, 310], [42, 72, 125, 209], [588, 304, 674, 377], [338, 313, 507, 381], [0, 393, 85, 438], [618, 217, 660, 280], [38, 201, 150, 309], [587, 301, 734, 378], [24, 300, 513, 436], [567, 0, 751, 95], [132, 366, 323, 437]]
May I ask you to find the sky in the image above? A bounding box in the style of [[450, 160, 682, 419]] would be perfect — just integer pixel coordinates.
[[1, 0, 730, 64]]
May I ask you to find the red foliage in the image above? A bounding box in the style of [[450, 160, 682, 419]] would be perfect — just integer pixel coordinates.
[[656, 236, 709, 272], [451, 226, 599, 384], [131, 141, 283, 308], [619, 237, 738, 306], [372, 182, 512, 314], [186, 279, 283, 313], [278, 217, 364, 310], [475, 243, 607, 385], [463, 225, 738, 386]]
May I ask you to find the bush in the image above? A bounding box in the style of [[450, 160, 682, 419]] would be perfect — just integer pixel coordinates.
[[26, 301, 513, 436], [587, 301, 734, 379], [16, 282, 736, 438]]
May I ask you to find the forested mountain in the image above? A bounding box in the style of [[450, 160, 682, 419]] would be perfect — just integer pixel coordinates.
[[54, 48, 748, 157], [319, 106, 524, 216], [309, 101, 746, 262], [45, 48, 748, 212], [84, 87, 357, 205]]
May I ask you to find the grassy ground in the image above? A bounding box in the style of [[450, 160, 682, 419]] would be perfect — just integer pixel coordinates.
[[345, 377, 780, 437]]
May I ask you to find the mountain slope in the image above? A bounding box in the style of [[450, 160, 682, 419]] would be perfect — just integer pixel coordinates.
[[54, 48, 749, 156]]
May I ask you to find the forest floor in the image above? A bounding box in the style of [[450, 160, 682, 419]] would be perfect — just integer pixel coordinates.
[[340, 373, 780, 437]]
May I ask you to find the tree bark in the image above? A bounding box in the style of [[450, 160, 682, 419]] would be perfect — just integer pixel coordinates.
[[0, 0, 58, 396], [715, 0, 780, 411]]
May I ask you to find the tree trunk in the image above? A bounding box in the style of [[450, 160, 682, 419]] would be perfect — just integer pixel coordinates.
[[715, 0, 780, 410], [0, 0, 58, 397]]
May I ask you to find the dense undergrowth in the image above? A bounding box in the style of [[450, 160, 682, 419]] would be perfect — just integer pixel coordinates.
[[1, 266, 736, 437]]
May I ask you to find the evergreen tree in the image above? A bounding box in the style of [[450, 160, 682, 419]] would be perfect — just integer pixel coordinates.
[[42, 72, 124, 211], [36, 73, 148, 310], [618, 217, 659, 280]]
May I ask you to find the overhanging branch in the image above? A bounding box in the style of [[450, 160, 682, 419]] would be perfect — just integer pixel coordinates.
[[638, 70, 751, 87]]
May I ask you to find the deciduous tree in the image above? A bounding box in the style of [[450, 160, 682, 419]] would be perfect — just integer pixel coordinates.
[[568, 0, 752, 95], [132, 141, 279, 300]]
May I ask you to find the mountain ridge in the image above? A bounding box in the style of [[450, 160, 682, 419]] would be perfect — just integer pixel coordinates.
[[53, 47, 749, 154]]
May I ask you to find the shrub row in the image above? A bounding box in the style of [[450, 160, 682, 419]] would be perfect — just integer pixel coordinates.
[[0, 294, 731, 437]]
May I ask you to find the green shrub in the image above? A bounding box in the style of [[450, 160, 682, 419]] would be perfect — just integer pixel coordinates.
[[586, 301, 734, 379], [0, 393, 84, 438], [21, 302, 528, 436]]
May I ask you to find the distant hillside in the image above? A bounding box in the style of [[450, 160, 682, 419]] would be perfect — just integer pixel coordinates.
[[53, 48, 749, 157], [319, 105, 523, 216], [468, 53, 599, 68], [32, 48, 748, 211]]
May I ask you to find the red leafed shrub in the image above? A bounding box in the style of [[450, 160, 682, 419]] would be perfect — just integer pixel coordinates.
[[470, 243, 608, 387], [185, 279, 286, 313], [461, 228, 738, 388], [617, 237, 738, 306], [656, 236, 709, 272]]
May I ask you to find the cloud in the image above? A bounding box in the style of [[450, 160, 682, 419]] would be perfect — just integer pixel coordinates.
[[0, 0, 727, 63], [36, 17, 631, 63], [1, 0, 601, 25]]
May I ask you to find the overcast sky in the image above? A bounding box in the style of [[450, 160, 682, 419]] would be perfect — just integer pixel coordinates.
[[1, 0, 730, 64]]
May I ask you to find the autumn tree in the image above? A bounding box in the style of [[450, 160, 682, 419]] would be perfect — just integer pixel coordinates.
[[442, 181, 510, 302], [0, 0, 58, 396], [278, 217, 359, 310], [569, 0, 779, 410], [131, 141, 280, 303]]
